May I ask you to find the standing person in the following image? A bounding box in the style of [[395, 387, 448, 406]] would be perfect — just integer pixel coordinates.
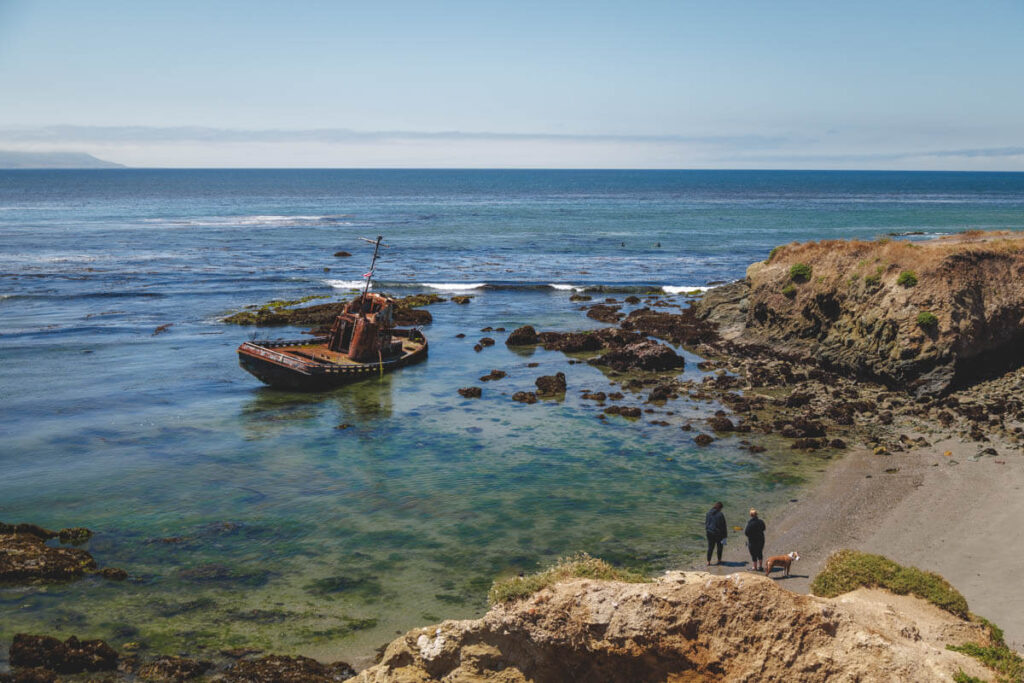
[[705, 501, 727, 566], [744, 508, 766, 571]]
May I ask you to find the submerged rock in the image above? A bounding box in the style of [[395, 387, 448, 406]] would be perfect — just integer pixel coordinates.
[[479, 369, 506, 382], [222, 655, 355, 683], [458, 387, 482, 399], [512, 392, 538, 404]]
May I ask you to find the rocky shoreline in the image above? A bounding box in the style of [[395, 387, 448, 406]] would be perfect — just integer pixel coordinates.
[[7, 232, 1024, 680]]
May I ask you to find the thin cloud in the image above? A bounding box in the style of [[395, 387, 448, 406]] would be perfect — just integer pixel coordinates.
[[0, 125, 790, 149]]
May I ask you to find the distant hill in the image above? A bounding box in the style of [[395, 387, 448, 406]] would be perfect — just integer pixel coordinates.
[[0, 150, 125, 169]]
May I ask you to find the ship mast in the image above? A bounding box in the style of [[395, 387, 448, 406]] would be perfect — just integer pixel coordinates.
[[357, 235, 385, 315]]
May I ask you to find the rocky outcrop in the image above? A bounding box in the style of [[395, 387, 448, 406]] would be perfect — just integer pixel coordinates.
[[590, 340, 684, 372], [9, 634, 118, 675], [351, 572, 993, 683], [534, 373, 566, 396], [505, 325, 538, 346], [0, 525, 96, 582], [696, 232, 1024, 395]]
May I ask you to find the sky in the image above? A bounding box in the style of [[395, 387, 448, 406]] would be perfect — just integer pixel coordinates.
[[1, 0, 1023, 169]]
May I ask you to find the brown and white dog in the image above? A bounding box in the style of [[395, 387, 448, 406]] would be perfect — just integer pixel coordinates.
[[764, 551, 800, 577]]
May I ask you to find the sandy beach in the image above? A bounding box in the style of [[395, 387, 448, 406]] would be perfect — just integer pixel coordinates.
[[698, 434, 1024, 652]]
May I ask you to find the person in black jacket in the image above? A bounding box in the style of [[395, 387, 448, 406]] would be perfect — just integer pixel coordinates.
[[744, 508, 766, 571], [704, 501, 727, 566]]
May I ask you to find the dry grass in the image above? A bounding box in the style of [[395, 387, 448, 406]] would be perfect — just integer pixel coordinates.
[[488, 553, 648, 604]]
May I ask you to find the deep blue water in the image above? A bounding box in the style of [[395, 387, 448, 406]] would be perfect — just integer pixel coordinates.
[[2, 169, 1023, 666]]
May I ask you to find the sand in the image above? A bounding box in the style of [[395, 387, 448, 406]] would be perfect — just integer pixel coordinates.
[[695, 435, 1024, 652]]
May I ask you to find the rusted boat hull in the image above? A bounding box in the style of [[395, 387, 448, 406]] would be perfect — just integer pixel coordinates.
[[238, 330, 427, 391]]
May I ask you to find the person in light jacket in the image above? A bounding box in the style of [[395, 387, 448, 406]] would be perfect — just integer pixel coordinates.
[[705, 501, 727, 566]]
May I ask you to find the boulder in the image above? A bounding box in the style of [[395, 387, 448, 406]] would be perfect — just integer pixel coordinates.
[[512, 392, 538, 404], [590, 340, 685, 373], [535, 372, 566, 396], [505, 325, 539, 346]]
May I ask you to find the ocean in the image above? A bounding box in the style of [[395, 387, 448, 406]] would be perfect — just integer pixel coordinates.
[[2, 169, 1024, 665]]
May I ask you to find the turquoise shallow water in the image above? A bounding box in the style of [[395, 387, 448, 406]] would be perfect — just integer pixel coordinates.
[[2, 170, 1023, 665]]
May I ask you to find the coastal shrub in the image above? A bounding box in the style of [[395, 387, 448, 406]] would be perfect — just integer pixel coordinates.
[[947, 617, 1024, 682], [897, 270, 918, 287], [488, 552, 647, 604], [782, 284, 797, 299], [952, 671, 984, 683], [917, 311, 939, 328], [810, 549, 968, 618], [789, 263, 812, 283]]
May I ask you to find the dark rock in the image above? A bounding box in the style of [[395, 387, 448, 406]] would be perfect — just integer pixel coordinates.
[[590, 340, 684, 373], [581, 391, 607, 401], [586, 304, 623, 323], [222, 655, 356, 683], [455, 333, 466, 338], [791, 438, 824, 450], [604, 406, 641, 418], [878, 410, 894, 425], [620, 307, 721, 346], [535, 372, 567, 396], [708, 416, 734, 432], [0, 528, 97, 582], [395, 307, 432, 326], [458, 387, 482, 399], [694, 433, 714, 446], [569, 294, 592, 302], [0, 666, 57, 682], [333, 251, 351, 257], [479, 369, 506, 382], [785, 392, 812, 408], [136, 655, 212, 681], [479, 337, 496, 347], [57, 527, 92, 545], [647, 383, 676, 402], [481, 327, 493, 332], [512, 392, 538, 404], [608, 392, 624, 400], [100, 567, 128, 581], [526, 362, 540, 368], [451, 295, 473, 304], [10, 634, 118, 674], [625, 296, 641, 304], [505, 325, 539, 346], [829, 439, 848, 449], [473, 344, 483, 352], [748, 444, 767, 453]]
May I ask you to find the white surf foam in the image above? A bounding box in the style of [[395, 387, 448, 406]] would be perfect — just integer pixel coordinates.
[[547, 283, 587, 292], [662, 285, 712, 295], [422, 282, 487, 291], [325, 279, 369, 290]]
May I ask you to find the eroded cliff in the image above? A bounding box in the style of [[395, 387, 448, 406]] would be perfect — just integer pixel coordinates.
[[696, 231, 1024, 395]]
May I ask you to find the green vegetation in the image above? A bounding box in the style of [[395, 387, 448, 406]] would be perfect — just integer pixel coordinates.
[[917, 311, 939, 328], [789, 263, 812, 282], [768, 245, 782, 262], [948, 617, 1024, 682], [222, 295, 331, 325], [952, 671, 985, 683], [897, 270, 919, 287], [488, 552, 648, 604], [810, 550, 968, 618], [782, 283, 797, 299]]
